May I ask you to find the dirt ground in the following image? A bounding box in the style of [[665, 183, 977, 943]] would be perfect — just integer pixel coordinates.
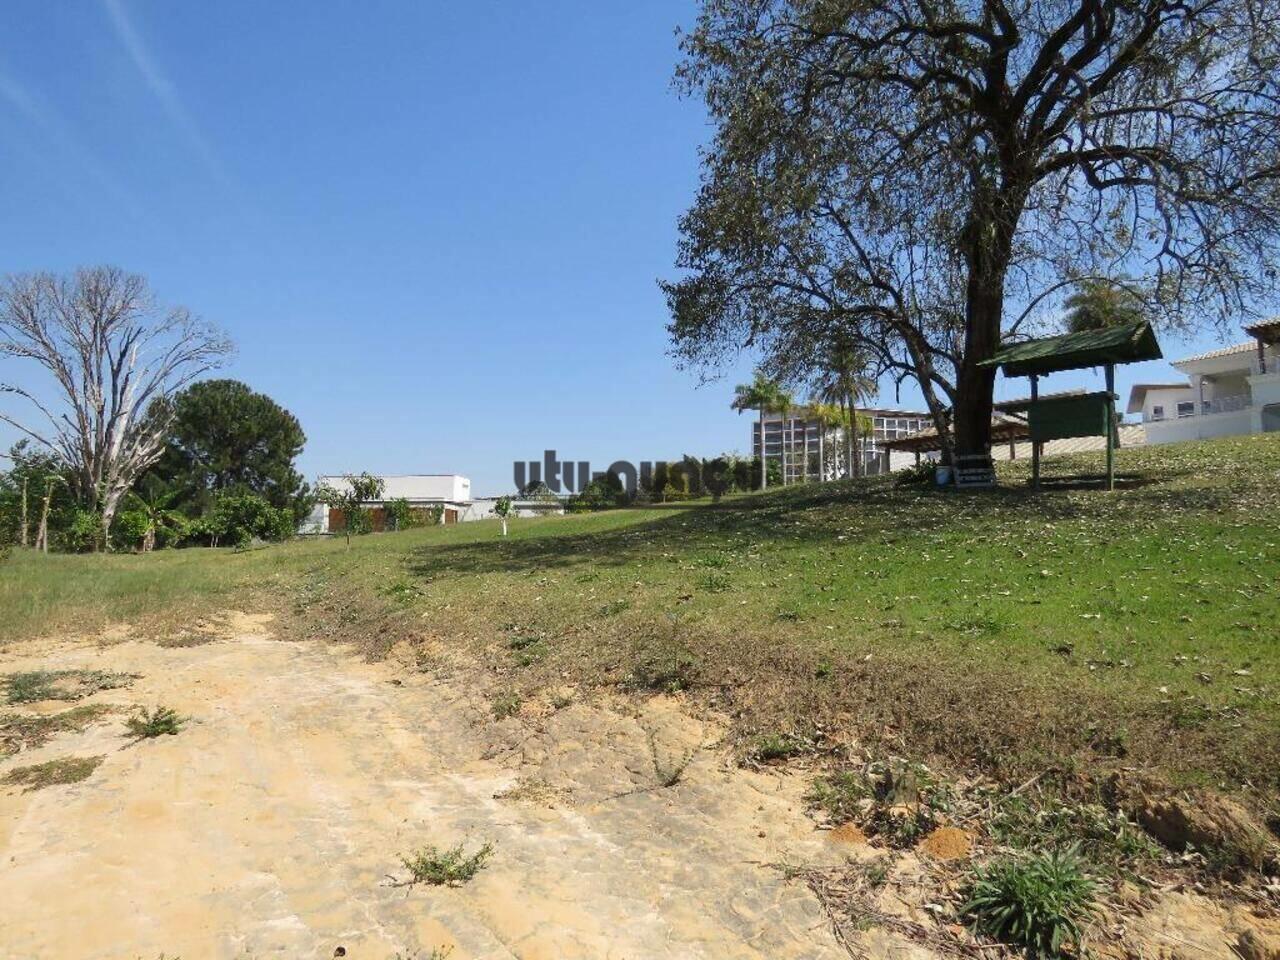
[[0, 613, 869, 960], [1, 614, 1272, 960]]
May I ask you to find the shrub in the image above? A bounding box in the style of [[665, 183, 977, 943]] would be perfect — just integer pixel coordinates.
[[399, 841, 494, 886], [64, 509, 103, 552], [196, 493, 294, 547], [125, 705, 185, 739], [963, 849, 1096, 959]]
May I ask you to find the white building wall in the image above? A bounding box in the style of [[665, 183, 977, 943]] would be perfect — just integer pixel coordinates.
[[1144, 407, 1256, 445]]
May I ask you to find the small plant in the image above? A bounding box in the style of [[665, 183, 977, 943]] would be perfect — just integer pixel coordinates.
[[3, 755, 104, 791], [398, 841, 494, 886], [807, 770, 872, 822], [697, 571, 731, 593], [125, 705, 185, 739], [491, 691, 522, 719], [648, 731, 696, 787], [963, 849, 1096, 959], [600, 598, 631, 616], [748, 732, 806, 763], [625, 642, 698, 693]]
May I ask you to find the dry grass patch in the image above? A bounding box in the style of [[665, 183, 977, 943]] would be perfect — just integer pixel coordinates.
[[0, 704, 113, 756], [3, 754, 104, 791], [3, 669, 138, 704]]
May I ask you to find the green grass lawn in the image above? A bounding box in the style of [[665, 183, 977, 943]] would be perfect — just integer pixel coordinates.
[[3, 432, 1278, 795]]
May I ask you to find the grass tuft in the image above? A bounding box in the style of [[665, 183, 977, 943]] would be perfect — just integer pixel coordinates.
[[963, 848, 1096, 959]]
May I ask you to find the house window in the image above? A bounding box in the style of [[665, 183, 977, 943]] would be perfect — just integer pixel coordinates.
[[1176, 401, 1195, 418], [1151, 405, 1164, 420]]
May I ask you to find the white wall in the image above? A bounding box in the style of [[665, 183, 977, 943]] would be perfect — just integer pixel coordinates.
[[317, 474, 471, 502], [1144, 407, 1255, 445]]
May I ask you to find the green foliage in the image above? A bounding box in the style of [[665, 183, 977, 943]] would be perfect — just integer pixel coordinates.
[[990, 797, 1159, 877], [125, 705, 185, 739], [316, 472, 385, 543], [0, 441, 76, 548], [567, 473, 627, 512], [383, 497, 422, 531], [493, 496, 514, 519], [147, 379, 311, 524], [399, 841, 495, 886], [1063, 279, 1147, 334], [64, 509, 104, 553], [192, 493, 294, 547], [962, 849, 1097, 959]]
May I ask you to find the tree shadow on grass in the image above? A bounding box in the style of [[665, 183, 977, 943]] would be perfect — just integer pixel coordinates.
[[403, 459, 1242, 582]]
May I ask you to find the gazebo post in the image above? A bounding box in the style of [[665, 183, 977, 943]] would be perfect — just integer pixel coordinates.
[[1104, 363, 1116, 492], [1030, 374, 1040, 490]]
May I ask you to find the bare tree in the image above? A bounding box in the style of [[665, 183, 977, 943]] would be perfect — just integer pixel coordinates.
[[667, 0, 1280, 464], [0, 266, 232, 546]]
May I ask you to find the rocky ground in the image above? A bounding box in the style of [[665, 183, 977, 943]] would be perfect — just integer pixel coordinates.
[[0, 613, 1277, 960]]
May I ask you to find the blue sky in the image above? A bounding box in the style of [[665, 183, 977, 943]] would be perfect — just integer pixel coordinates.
[[0, 2, 1263, 493]]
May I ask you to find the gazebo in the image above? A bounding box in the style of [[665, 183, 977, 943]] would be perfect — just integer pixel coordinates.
[[979, 321, 1163, 490]]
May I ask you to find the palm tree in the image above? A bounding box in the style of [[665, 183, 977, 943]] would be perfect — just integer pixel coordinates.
[[126, 485, 184, 553], [731, 372, 792, 489], [1063, 280, 1146, 333], [811, 343, 878, 478]]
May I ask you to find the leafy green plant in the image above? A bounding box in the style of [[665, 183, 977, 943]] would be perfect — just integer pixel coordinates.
[[989, 797, 1159, 877], [125, 705, 185, 739], [398, 841, 494, 886], [807, 770, 872, 822], [963, 849, 1096, 959]]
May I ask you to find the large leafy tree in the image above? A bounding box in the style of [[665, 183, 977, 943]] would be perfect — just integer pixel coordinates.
[[666, 0, 1280, 465], [149, 379, 310, 523]]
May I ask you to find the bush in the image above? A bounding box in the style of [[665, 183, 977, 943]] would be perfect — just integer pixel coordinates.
[[963, 849, 1096, 959], [64, 510, 103, 552], [111, 509, 151, 551], [399, 842, 494, 886], [125, 705, 185, 739], [195, 493, 294, 547]]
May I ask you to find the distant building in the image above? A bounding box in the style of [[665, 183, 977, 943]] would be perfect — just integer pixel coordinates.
[[752, 407, 935, 480], [303, 474, 474, 533], [1127, 318, 1280, 444]]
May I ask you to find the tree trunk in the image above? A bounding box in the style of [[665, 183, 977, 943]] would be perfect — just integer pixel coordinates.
[[849, 397, 861, 478], [20, 478, 28, 547], [142, 522, 156, 553], [781, 415, 789, 485], [759, 410, 767, 490], [37, 481, 53, 553], [954, 191, 1021, 465]]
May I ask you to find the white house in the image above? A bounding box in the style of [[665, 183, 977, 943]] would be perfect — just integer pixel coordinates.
[[302, 474, 474, 533], [1128, 318, 1280, 444]]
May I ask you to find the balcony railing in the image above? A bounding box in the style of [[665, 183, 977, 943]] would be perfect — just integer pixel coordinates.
[[1147, 393, 1253, 422]]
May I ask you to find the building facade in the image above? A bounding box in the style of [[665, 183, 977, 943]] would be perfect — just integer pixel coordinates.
[[1127, 319, 1280, 445], [752, 407, 935, 481], [303, 474, 475, 533]]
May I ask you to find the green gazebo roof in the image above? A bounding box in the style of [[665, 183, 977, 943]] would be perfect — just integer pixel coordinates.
[[981, 321, 1162, 378]]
